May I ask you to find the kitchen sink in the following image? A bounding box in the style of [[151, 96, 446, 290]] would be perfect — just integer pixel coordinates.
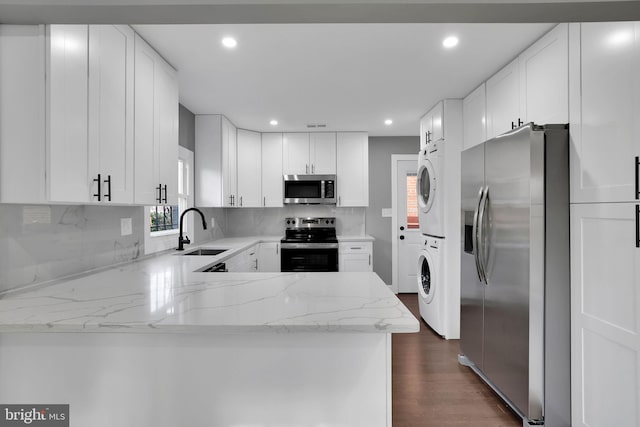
[[182, 248, 228, 256]]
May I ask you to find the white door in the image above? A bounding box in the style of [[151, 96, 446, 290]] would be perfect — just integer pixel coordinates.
[[571, 202, 640, 427], [309, 132, 336, 175], [282, 132, 310, 175], [392, 156, 422, 293], [569, 22, 640, 204], [486, 57, 520, 139], [261, 133, 283, 207], [236, 128, 262, 207], [336, 132, 369, 207]]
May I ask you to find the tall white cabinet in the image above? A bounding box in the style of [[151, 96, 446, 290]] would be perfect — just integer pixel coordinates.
[[569, 22, 640, 427], [336, 132, 369, 207], [236, 129, 262, 207], [134, 33, 179, 206], [261, 133, 284, 207], [283, 132, 336, 175], [462, 83, 487, 150]]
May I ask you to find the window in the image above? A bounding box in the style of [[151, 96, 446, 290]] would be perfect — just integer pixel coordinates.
[[406, 173, 419, 229]]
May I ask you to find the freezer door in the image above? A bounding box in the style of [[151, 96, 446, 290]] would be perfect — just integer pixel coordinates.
[[460, 143, 485, 370], [481, 124, 544, 421]]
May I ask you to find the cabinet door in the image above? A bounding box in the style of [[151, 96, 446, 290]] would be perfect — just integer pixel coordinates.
[[222, 117, 237, 207], [570, 22, 640, 203], [237, 129, 262, 207], [519, 23, 568, 126], [463, 83, 487, 150], [570, 203, 640, 427], [88, 25, 134, 204], [338, 242, 372, 272], [310, 132, 336, 174], [282, 133, 310, 175], [486, 58, 520, 139], [47, 25, 90, 203], [258, 242, 281, 272], [157, 58, 179, 206], [133, 33, 159, 205], [261, 133, 283, 207], [336, 132, 368, 207], [419, 113, 432, 150], [429, 102, 444, 142]]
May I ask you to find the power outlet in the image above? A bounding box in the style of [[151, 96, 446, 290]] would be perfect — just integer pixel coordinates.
[[210, 218, 215, 229], [121, 218, 132, 236]]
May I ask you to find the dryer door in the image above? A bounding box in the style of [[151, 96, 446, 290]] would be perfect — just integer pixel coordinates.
[[417, 159, 436, 214], [418, 251, 435, 303]]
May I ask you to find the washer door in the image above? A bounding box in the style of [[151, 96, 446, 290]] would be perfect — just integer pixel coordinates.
[[417, 159, 436, 214], [417, 251, 435, 303]]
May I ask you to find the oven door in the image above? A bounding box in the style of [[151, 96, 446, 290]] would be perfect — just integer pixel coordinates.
[[280, 243, 339, 272]]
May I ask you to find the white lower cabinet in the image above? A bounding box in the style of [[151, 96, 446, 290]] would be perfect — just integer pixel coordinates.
[[570, 202, 640, 427], [226, 246, 258, 272], [258, 242, 281, 272], [339, 242, 373, 272]]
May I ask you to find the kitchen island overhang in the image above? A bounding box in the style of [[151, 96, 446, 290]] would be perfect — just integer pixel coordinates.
[[0, 247, 419, 427]]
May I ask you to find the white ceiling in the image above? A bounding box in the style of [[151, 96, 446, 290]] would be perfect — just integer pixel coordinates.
[[134, 23, 554, 136]]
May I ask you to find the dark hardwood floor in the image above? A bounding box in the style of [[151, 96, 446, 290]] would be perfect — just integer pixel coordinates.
[[392, 294, 522, 427]]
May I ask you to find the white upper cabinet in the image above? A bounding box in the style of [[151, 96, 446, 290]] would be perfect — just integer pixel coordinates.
[[134, 33, 178, 206], [47, 25, 91, 203], [519, 23, 568, 126], [309, 132, 337, 175], [261, 133, 284, 207], [283, 132, 336, 175], [569, 22, 640, 203], [88, 25, 135, 204], [486, 58, 520, 139], [236, 129, 262, 207], [462, 83, 487, 150], [195, 115, 239, 207], [485, 24, 569, 140], [283, 133, 310, 175], [420, 101, 444, 150], [336, 132, 368, 207]]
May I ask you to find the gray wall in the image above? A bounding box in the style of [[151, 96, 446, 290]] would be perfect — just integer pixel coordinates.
[[179, 104, 196, 152], [366, 136, 419, 285]]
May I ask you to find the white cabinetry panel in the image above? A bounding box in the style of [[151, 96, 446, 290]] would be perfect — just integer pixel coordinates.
[[570, 22, 640, 203], [339, 241, 372, 272], [336, 132, 368, 207], [310, 132, 337, 175], [462, 83, 486, 150], [261, 133, 283, 207], [283, 133, 310, 175], [237, 129, 262, 207], [258, 242, 281, 272], [486, 58, 520, 139], [570, 203, 640, 427], [47, 25, 90, 203]]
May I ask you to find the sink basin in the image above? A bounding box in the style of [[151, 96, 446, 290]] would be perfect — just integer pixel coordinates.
[[182, 248, 228, 256]]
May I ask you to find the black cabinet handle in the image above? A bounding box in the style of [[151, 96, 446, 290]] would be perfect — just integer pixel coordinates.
[[511, 121, 515, 130], [635, 156, 639, 200], [518, 118, 524, 127], [156, 185, 162, 204], [636, 205, 640, 248], [104, 175, 112, 202], [162, 184, 167, 204], [93, 174, 101, 201]]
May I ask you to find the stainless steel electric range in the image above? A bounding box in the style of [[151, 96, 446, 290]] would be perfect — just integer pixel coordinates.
[[280, 217, 338, 272]]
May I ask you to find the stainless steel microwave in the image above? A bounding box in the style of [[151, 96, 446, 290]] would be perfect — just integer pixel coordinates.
[[283, 175, 336, 204]]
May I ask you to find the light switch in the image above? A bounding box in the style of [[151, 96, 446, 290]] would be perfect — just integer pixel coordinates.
[[121, 218, 132, 236]]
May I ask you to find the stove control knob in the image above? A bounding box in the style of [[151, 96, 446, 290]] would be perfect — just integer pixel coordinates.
[[331, 220, 334, 224]]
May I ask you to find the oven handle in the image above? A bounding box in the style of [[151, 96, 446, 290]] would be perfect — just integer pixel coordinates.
[[280, 243, 339, 249]]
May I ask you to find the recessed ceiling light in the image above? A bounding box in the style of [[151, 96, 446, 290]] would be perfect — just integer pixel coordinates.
[[442, 36, 459, 49], [222, 37, 237, 48], [270, 120, 278, 126], [384, 119, 393, 126]]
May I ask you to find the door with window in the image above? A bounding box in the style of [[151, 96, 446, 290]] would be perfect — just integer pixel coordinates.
[[393, 155, 421, 293]]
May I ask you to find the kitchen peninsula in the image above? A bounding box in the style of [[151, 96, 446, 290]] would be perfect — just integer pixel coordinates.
[[0, 238, 419, 427]]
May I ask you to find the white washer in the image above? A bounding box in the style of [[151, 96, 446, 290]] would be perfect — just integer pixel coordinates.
[[417, 139, 445, 238], [417, 236, 445, 336]]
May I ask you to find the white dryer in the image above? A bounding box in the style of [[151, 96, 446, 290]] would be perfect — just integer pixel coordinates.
[[417, 236, 446, 336], [417, 139, 445, 238]]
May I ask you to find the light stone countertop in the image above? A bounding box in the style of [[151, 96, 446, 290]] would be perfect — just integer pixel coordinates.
[[337, 235, 375, 242], [0, 236, 418, 334]]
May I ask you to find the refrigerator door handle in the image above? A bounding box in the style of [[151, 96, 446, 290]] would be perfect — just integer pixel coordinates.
[[472, 186, 486, 283], [477, 186, 490, 284]]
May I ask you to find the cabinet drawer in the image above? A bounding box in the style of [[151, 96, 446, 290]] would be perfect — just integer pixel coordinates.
[[339, 242, 372, 254]]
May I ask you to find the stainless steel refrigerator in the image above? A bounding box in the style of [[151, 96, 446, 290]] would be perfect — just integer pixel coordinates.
[[459, 123, 571, 427]]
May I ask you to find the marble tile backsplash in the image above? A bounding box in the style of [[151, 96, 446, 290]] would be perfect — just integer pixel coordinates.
[[0, 204, 145, 293]]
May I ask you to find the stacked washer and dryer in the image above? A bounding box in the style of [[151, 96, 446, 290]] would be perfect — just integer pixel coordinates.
[[416, 100, 463, 339]]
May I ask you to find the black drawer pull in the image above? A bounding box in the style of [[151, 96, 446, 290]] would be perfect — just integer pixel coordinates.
[[93, 174, 101, 201], [104, 175, 112, 202], [636, 205, 639, 249]]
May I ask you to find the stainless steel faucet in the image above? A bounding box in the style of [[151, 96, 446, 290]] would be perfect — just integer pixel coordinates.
[[176, 207, 208, 251]]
